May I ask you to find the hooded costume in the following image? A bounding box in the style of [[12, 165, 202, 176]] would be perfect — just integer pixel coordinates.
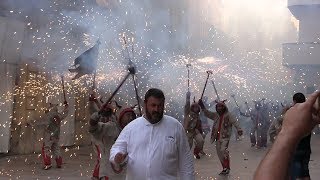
[[42, 102, 69, 170], [200, 100, 242, 175], [89, 102, 135, 180], [240, 102, 267, 147], [184, 92, 204, 159]]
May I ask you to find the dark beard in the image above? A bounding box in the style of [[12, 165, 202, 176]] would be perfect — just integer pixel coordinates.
[[146, 109, 163, 124]]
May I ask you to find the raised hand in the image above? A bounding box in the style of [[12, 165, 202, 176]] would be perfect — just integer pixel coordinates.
[[198, 99, 205, 109], [186, 91, 191, 99], [282, 91, 320, 140], [89, 94, 97, 101]]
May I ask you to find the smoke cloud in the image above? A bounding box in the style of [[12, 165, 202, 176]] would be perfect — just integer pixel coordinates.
[[1, 0, 311, 121]]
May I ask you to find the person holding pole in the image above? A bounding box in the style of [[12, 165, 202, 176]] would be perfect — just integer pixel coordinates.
[[89, 101, 120, 180], [41, 101, 69, 170], [184, 91, 204, 159], [239, 101, 266, 148], [41, 76, 69, 170], [198, 99, 243, 175], [183, 64, 205, 158], [89, 93, 137, 179]]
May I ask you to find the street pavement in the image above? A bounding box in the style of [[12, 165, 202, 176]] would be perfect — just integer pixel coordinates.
[[1, 135, 320, 180]]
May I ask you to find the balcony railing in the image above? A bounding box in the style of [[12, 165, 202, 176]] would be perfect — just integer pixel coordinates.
[[282, 42, 320, 66], [288, 0, 320, 6]]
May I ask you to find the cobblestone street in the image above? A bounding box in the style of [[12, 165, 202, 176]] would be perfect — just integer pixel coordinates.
[[1, 135, 320, 180]]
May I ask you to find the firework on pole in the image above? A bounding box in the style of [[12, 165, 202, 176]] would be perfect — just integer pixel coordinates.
[[60, 75, 66, 103], [200, 70, 213, 99], [231, 94, 240, 108], [186, 63, 191, 92], [211, 80, 220, 102]]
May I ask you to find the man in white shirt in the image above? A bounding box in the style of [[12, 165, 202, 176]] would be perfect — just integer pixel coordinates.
[[110, 88, 195, 180]]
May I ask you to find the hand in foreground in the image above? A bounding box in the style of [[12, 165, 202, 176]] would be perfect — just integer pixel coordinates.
[[281, 91, 320, 140], [114, 153, 128, 164]]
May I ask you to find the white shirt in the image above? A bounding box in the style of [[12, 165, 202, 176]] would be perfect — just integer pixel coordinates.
[[110, 115, 195, 180]]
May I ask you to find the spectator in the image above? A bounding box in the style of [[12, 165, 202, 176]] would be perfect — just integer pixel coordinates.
[[254, 91, 320, 180]]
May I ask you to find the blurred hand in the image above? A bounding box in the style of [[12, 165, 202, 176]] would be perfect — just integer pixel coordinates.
[[114, 153, 128, 164], [198, 99, 205, 109], [281, 91, 320, 140]]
